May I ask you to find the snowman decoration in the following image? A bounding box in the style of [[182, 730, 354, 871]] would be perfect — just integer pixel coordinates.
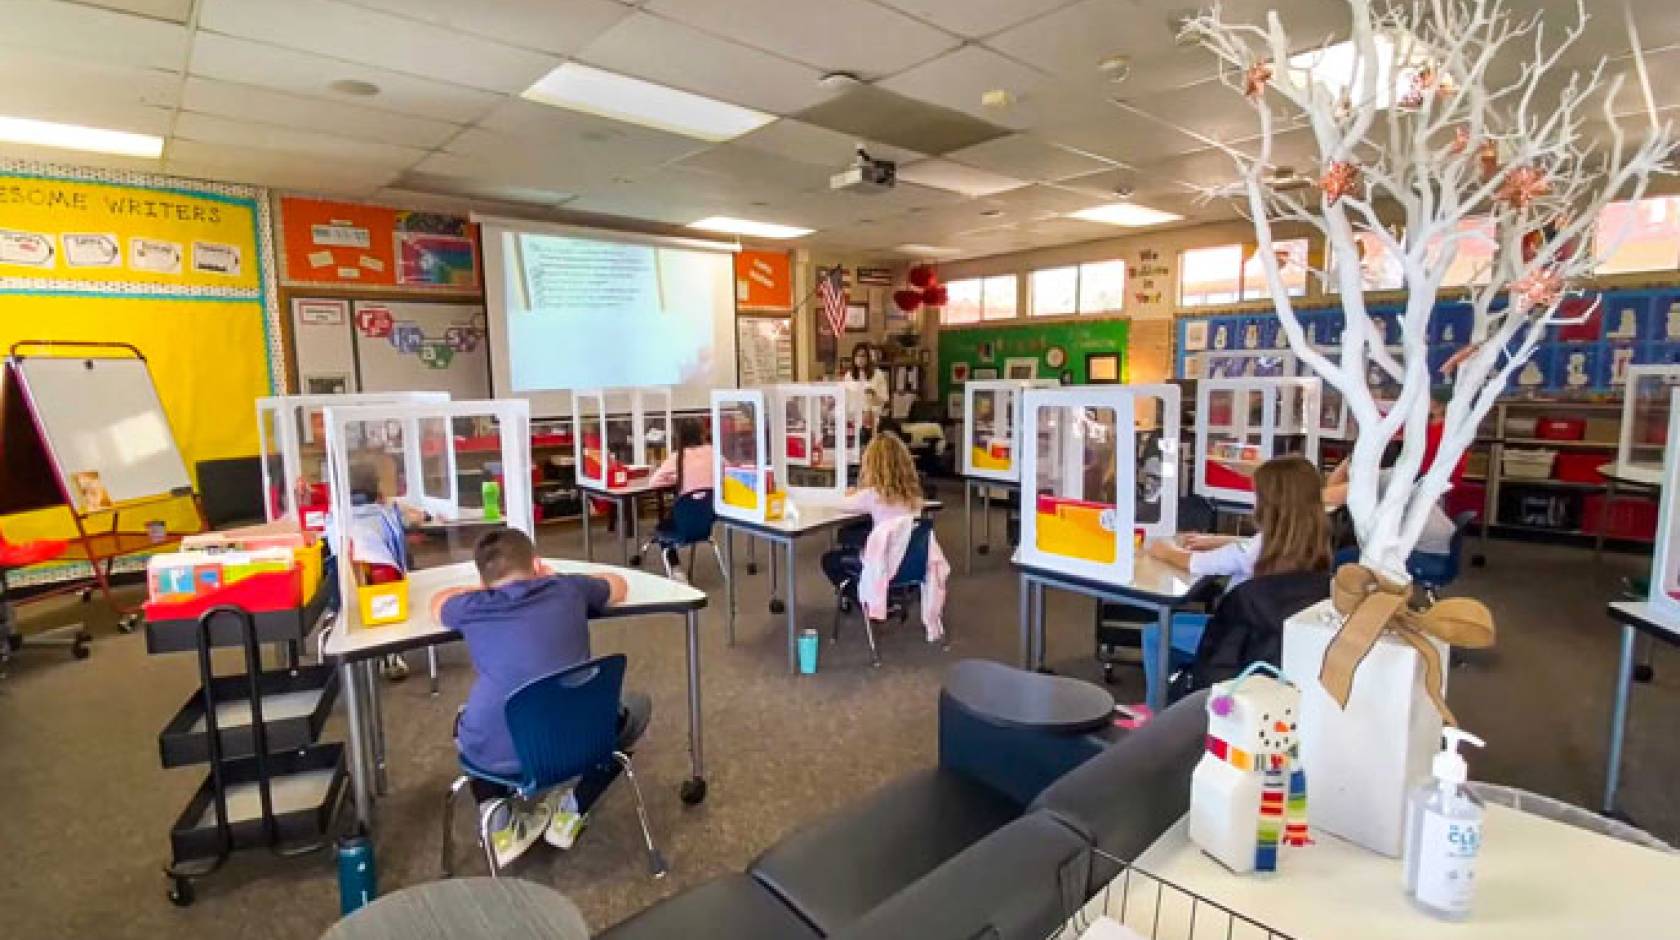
[[1189, 664, 1309, 874], [1214, 324, 1229, 350], [1243, 323, 1260, 350], [1613, 347, 1634, 385], [1609, 307, 1638, 340], [1667, 302, 1680, 340], [1517, 360, 1544, 389], [1565, 351, 1590, 389]]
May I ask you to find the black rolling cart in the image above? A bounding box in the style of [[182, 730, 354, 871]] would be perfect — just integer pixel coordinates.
[[147, 583, 345, 906]]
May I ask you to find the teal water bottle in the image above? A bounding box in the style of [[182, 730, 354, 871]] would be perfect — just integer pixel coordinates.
[[797, 629, 819, 675], [482, 479, 502, 522], [336, 833, 377, 915]]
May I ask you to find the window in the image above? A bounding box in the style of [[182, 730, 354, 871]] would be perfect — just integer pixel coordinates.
[[1328, 231, 1405, 292], [1242, 238, 1309, 300], [1595, 196, 1680, 275], [941, 276, 1018, 324], [1030, 266, 1078, 317], [1179, 244, 1244, 306], [982, 275, 1018, 320], [1028, 261, 1126, 317], [942, 278, 983, 325]]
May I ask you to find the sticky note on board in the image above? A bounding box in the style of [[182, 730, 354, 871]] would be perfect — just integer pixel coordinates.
[[337, 266, 361, 279], [308, 250, 334, 268], [359, 255, 385, 272]]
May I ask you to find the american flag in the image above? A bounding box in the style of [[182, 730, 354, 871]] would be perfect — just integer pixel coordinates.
[[817, 265, 847, 338]]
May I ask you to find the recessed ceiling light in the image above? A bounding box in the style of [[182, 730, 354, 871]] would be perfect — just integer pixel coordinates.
[[1097, 54, 1131, 83], [522, 63, 774, 142], [688, 216, 814, 239], [328, 78, 380, 97], [0, 115, 162, 158], [981, 89, 1015, 108], [1068, 202, 1184, 227]]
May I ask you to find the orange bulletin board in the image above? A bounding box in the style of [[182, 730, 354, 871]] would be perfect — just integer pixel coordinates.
[[277, 196, 481, 291], [734, 248, 793, 310]]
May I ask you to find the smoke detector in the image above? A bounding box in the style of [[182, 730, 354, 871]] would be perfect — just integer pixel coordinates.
[[819, 71, 864, 91], [1112, 182, 1136, 199], [1097, 54, 1131, 83]]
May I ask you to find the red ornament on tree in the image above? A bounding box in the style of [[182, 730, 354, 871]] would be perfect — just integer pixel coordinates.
[[1319, 161, 1362, 204]]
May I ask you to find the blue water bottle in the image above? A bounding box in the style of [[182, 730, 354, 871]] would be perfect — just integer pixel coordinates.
[[337, 833, 378, 915], [797, 629, 820, 675]]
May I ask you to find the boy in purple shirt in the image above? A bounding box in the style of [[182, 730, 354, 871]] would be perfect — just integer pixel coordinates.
[[432, 528, 650, 867]]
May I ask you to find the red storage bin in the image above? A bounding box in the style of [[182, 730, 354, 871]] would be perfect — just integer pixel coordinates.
[[1535, 418, 1586, 441], [1445, 481, 1484, 521], [1581, 495, 1658, 541], [1554, 452, 1610, 483]]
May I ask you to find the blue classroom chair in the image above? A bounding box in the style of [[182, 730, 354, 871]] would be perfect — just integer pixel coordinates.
[[639, 488, 725, 582], [831, 519, 937, 667]]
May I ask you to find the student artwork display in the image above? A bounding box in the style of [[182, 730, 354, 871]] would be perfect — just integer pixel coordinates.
[[278, 196, 480, 291], [1189, 665, 1309, 874]]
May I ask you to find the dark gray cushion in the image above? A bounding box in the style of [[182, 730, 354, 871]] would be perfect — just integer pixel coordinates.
[[833, 811, 1091, 940], [594, 874, 820, 940], [749, 768, 1021, 935], [1030, 691, 1208, 866]]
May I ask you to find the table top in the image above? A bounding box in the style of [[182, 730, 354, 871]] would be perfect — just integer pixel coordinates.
[[1598, 462, 1664, 487], [943, 659, 1115, 733], [1608, 599, 1680, 642], [321, 557, 706, 661], [578, 479, 672, 497], [322, 877, 587, 940], [721, 499, 944, 537], [1132, 806, 1680, 939], [1015, 552, 1216, 606]]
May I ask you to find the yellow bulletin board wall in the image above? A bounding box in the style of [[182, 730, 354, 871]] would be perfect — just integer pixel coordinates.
[[0, 162, 281, 550]]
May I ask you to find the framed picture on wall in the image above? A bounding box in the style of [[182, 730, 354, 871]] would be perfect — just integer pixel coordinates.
[[304, 373, 350, 395], [845, 302, 870, 332], [948, 392, 965, 420], [973, 367, 999, 381], [1087, 353, 1122, 384], [1004, 357, 1038, 381], [1184, 320, 1209, 351], [951, 362, 971, 384]]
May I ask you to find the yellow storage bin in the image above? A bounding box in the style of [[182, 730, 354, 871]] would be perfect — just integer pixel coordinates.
[[294, 541, 325, 604], [357, 578, 410, 627], [1035, 500, 1118, 564], [970, 444, 1012, 472]]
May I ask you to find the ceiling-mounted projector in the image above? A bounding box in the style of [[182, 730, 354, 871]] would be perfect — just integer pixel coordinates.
[[831, 147, 895, 194]]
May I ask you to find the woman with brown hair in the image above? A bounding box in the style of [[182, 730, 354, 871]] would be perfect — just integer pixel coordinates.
[[1147, 455, 1330, 585]]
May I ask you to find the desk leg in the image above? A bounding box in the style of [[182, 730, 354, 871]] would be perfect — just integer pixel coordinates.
[[768, 541, 782, 613], [622, 496, 634, 566], [786, 540, 799, 674], [724, 528, 737, 647], [364, 660, 388, 796], [981, 486, 992, 555], [1149, 606, 1173, 713], [582, 497, 593, 561], [1596, 478, 1616, 562], [1603, 623, 1637, 814], [341, 660, 374, 832], [965, 480, 973, 574], [680, 609, 707, 804], [747, 537, 757, 575], [1017, 573, 1031, 667]]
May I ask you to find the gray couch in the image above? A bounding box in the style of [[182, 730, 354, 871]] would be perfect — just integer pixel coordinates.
[[598, 664, 1208, 940]]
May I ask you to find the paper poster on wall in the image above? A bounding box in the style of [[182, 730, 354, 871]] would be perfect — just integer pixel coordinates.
[[130, 239, 183, 275], [296, 298, 347, 325], [192, 241, 242, 276], [397, 231, 476, 287], [304, 373, 349, 395], [1004, 357, 1039, 380], [735, 249, 793, 310], [62, 233, 120, 267], [0, 229, 54, 266], [737, 318, 794, 387], [352, 300, 490, 399]]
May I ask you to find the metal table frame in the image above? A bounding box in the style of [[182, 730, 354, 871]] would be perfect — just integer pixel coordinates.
[[1602, 600, 1678, 817], [579, 481, 674, 566], [720, 513, 862, 673], [962, 477, 1019, 574], [1017, 560, 1217, 712]]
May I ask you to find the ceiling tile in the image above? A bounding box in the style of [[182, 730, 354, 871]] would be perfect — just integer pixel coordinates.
[[165, 139, 401, 194], [577, 13, 831, 117], [897, 158, 1027, 196], [78, 0, 193, 21], [879, 44, 1050, 131], [980, 182, 1102, 215], [645, 0, 959, 76], [0, 49, 178, 129], [350, 0, 631, 56], [1126, 80, 1298, 145], [1041, 100, 1208, 165], [875, 0, 1075, 39], [172, 111, 429, 167], [985, 0, 1214, 95], [732, 120, 923, 168], [673, 146, 833, 191], [179, 77, 461, 150], [391, 171, 575, 208], [2, 0, 188, 71], [471, 99, 709, 166], [944, 133, 1114, 182], [795, 85, 1011, 155], [199, 0, 560, 93], [188, 32, 503, 123], [0, 141, 163, 174]]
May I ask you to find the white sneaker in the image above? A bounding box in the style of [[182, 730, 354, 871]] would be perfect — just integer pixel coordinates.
[[380, 653, 410, 681], [480, 797, 552, 869], [542, 786, 587, 849]]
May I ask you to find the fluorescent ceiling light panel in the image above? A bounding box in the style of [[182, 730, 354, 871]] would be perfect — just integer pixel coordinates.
[[521, 63, 774, 142], [0, 115, 163, 158], [1068, 203, 1183, 227], [897, 159, 1026, 197], [896, 243, 960, 255], [1288, 34, 1421, 111], [689, 216, 813, 239]]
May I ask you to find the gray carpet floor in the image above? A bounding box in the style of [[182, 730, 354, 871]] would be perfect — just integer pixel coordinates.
[[0, 504, 1671, 939]]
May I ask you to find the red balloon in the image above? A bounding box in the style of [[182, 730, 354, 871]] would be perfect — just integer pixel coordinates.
[[922, 285, 948, 307], [893, 289, 924, 312], [908, 264, 936, 289]]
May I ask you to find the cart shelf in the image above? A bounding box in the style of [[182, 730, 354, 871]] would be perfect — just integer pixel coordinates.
[[145, 580, 330, 655], [157, 665, 338, 768], [168, 743, 346, 869]]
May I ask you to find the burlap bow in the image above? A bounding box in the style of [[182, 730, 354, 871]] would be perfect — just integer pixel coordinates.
[[1323, 564, 1496, 726]]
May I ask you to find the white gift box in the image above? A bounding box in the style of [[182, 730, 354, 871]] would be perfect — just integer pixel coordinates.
[[1281, 599, 1445, 857]]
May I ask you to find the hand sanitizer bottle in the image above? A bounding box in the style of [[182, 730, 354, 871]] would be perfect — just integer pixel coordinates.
[[1404, 728, 1486, 920]]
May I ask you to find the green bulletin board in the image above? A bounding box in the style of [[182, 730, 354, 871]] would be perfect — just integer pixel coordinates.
[[937, 320, 1130, 404]]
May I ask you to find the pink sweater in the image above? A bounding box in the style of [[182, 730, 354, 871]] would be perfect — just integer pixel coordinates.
[[650, 445, 716, 495]]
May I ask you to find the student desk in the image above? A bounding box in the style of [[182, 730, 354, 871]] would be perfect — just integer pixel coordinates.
[[321, 559, 710, 831], [961, 477, 1019, 574], [1603, 600, 1680, 816], [1014, 553, 1218, 711], [1129, 805, 1680, 939], [578, 479, 674, 566]]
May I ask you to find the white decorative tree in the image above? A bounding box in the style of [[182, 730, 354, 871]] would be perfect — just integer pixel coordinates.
[[1184, 0, 1674, 582]]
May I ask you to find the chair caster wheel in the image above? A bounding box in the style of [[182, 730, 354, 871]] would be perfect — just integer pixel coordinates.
[[977, 545, 990, 556], [680, 777, 707, 805], [168, 877, 194, 907], [118, 613, 140, 634], [747, 564, 759, 575], [769, 599, 785, 614], [79, 588, 94, 604], [72, 632, 91, 660], [5, 633, 21, 652], [1102, 664, 1116, 685], [629, 553, 642, 567], [1634, 663, 1656, 683]]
